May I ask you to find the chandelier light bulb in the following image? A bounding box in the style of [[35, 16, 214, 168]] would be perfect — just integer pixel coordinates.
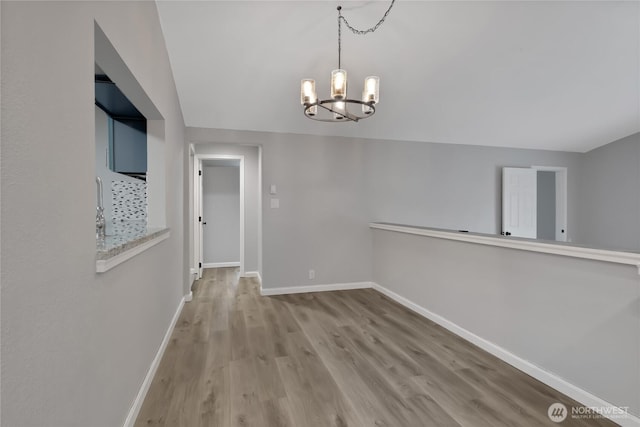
[[363, 76, 379, 103], [331, 69, 347, 99], [300, 79, 317, 105]]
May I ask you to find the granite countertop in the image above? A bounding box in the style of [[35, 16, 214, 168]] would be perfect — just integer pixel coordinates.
[[96, 220, 169, 260]]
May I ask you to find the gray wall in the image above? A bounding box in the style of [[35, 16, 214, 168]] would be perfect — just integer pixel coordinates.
[[193, 143, 260, 274], [537, 170, 556, 241], [1, 2, 186, 427], [366, 134, 640, 250], [365, 138, 581, 237], [203, 165, 240, 264], [187, 128, 640, 290], [372, 229, 640, 417], [187, 128, 372, 289], [575, 132, 640, 251]]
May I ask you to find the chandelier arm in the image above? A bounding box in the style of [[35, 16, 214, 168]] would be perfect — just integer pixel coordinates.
[[316, 101, 357, 122], [305, 99, 375, 122], [338, 0, 396, 36]]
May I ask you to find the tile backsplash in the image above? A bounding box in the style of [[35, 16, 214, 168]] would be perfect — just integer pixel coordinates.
[[112, 180, 147, 221]]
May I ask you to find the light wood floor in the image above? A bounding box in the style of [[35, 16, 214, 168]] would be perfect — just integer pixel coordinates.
[[135, 268, 617, 427]]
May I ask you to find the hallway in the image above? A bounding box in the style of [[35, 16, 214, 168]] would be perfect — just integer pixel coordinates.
[[135, 268, 615, 426]]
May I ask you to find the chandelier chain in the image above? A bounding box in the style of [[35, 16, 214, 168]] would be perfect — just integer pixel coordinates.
[[337, 0, 396, 70], [339, 0, 396, 36]]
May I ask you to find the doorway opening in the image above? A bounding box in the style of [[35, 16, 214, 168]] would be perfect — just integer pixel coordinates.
[[193, 155, 245, 279], [501, 166, 567, 241]]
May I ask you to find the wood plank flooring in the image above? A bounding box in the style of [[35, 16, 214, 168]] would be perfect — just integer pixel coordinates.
[[135, 268, 618, 427]]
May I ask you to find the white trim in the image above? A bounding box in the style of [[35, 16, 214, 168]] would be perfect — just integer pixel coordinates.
[[203, 262, 240, 268], [257, 146, 263, 291], [189, 144, 199, 279], [184, 291, 193, 303], [260, 281, 373, 296], [242, 271, 261, 281], [96, 231, 170, 273], [370, 223, 640, 274], [122, 294, 186, 427], [371, 282, 640, 427], [239, 157, 245, 276], [189, 269, 198, 289]]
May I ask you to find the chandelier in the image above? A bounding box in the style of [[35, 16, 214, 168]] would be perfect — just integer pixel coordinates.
[[301, 1, 396, 122]]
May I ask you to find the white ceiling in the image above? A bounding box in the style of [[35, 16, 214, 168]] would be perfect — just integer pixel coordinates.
[[156, 1, 639, 152]]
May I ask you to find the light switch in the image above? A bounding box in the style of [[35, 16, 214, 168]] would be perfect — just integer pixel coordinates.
[[270, 198, 280, 209], [270, 184, 277, 195]]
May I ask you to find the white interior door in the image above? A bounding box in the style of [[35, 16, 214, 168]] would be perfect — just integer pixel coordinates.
[[190, 145, 197, 284], [502, 167, 537, 238], [202, 165, 241, 266], [198, 160, 204, 278]]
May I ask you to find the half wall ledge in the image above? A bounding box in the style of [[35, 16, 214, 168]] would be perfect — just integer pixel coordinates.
[[369, 222, 640, 276]]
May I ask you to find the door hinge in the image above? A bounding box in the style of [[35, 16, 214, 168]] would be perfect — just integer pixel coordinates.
[[199, 170, 202, 176], [199, 262, 202, 268], [199, 216, 202, 222]]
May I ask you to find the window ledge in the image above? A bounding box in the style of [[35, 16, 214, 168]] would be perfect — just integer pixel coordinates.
[[96, 228, 170, 273]]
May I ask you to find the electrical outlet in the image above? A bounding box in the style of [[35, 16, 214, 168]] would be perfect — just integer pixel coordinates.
[[308, 269, 315, 280]]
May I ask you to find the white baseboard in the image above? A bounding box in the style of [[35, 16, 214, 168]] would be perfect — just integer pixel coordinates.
[[203, 262, 240, 268], [190, 268, 198, 276], [242, 271, 261, 280], [184, 291, 193, 303], [123, 295, 186, 427], [371, 282, 640, 427], [261, 281, 373, 296]]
